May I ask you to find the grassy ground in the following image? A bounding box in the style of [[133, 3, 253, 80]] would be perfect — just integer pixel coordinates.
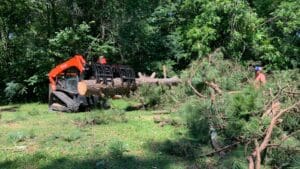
[[0, 100, 190, 169]]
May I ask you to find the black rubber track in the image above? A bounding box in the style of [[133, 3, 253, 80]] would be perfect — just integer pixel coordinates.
[[52, 91, 79, 112]]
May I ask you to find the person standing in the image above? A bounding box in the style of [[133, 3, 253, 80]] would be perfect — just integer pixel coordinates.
[[254, 66, 266, 87], [97, 55, 107, 64]]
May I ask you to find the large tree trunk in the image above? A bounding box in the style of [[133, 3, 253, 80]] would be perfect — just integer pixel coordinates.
[[77, 78, 136, 97], [136, 73, 181, 86], [77, 74, 181, 97]]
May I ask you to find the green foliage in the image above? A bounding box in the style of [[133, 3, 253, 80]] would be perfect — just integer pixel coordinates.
[[196, 158, 216, 169], [7, 131, 27, 143], [149, 0, 299, 69], [269, 148, 300, 168], [139, 85, 166, 107], [49, 22, 116, 60], [4, 82, 27, 102], [226, 87, 264, 117], [160, 84, 192, 109], [179, 99, 211, 143], [0, 0, 299, 103], [177, 55, 262, 144], [182, 50, 251, 93], [63, 130, 82, 142], [7, 130, 35, 143], [159, 139, 198, 159], [0, 0, 160, 103], [108, 139, 129, 158], [0, 1, 299, 167], [231, 160, 248, 169], [223, 86, 266, 140], [171, 53, 299, 168], [266, 1, 300, 68], [212, 146, 248, 169], [49, 130, 82, 142]]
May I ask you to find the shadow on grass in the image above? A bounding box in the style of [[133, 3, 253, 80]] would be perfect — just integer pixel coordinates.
[[145, 138, 202, 160], [0, 152, 172, 169], [0, 105, 20, 113]]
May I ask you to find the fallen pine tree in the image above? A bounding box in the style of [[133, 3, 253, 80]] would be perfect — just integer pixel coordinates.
[[149, 49, 300, 169]]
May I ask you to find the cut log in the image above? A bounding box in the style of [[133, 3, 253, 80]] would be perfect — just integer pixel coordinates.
[[77, 78, 137, 97], [112, 95, 122, 99], [136, 76, 181, 86], [77, 74, 181, 97]]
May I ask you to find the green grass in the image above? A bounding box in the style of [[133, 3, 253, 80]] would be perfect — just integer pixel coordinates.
[[0, 101, 189, 169]]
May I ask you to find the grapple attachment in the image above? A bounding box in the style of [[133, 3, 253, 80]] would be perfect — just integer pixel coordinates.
[[92, 63, 136, 86]]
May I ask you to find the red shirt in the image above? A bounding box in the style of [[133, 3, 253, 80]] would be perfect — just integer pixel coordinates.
[[255, 72, 266, 84], [98, 57, 107, 64]]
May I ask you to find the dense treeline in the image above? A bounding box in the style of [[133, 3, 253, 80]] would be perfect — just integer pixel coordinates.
[[0, 0, 299, 103]]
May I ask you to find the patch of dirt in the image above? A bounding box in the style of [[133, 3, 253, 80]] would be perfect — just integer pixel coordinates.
[[27, 144, 39, 153], [6, 122, 21, 128]]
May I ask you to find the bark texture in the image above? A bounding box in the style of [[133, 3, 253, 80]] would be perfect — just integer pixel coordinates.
[[77, 74, 181, 97]]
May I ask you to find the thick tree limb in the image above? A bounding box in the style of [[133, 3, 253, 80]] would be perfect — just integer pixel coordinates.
[[263, 101, 280, 117], [255, 140, 261, 169], [248, 156, 255, 169], [205, 81, 222, 94], [247, 101, 300, 169], [187, 80, 207, 98]]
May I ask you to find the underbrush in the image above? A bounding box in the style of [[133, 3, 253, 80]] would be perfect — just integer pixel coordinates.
[[73, 109, 128, 126], [49, 130, 83, 142], [7, 130, 36, 143], [152, 139, 200, 159], [108, 139, 129, 158]]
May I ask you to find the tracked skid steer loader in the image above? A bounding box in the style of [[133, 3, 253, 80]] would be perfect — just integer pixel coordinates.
[[48, 55, 135, 112]]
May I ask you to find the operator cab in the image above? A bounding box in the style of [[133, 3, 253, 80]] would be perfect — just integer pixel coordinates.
[[55, 67, 79, 93]]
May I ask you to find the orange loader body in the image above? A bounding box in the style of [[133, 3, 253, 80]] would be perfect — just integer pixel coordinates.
[[48, 54, 86, 91]]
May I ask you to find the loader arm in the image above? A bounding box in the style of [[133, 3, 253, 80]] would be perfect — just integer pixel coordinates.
[[48, 54, 86, 90]]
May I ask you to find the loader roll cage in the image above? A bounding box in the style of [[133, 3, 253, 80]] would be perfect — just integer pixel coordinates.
[[48, 54, 86, 91]]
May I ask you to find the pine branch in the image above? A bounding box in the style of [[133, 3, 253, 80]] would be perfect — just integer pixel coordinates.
[[200, 142, 240, 157], [187, 80, 207, 98], [247, 100, 300, 169], [267, 130, 300, 147]]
